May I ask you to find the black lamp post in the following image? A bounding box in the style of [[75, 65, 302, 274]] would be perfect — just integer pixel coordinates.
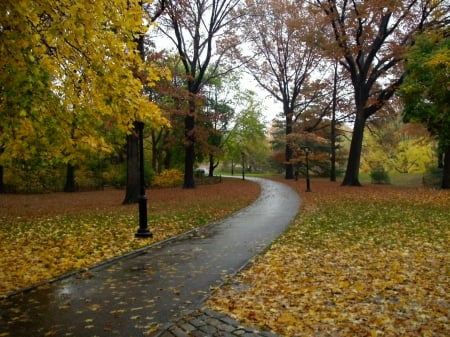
[[304, 146, 312, 192], [241, 152, 245, 180], [135, 121, 153, 238]]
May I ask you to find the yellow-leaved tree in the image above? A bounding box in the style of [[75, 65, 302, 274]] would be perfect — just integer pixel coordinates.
[[0, 0, 168, 192]]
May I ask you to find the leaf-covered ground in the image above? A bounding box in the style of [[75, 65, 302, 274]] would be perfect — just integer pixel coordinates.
[[208, 179, 449, 337], [0, 178, 260, 297]]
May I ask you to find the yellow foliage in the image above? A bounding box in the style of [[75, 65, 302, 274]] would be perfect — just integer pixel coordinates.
[[152, 169, 184, 188], [0, 0, 169, 165]]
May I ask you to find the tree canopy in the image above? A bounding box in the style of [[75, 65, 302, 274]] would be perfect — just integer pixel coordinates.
[[152, 0, 240, 188], [0, 0, 167, 179], [399, 28, 450, 188], [315, 0, 448, 186], [234, 0, 326, 179]]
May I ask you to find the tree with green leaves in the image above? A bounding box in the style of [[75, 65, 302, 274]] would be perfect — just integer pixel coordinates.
[[223, 91, 269, 173], [315, 0, 448, 186], [399, 29, 450, 188]]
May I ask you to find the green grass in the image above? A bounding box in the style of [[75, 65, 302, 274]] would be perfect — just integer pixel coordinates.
[[209, 180, 450, 337]]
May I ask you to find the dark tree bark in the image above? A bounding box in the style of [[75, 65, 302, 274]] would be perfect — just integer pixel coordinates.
[[330, 62, 338, 182], [123, 126, 140, 204], [442, 147, 450, 189], [183, 112, 196, 188], [316, 0, 443, 186], [157, 0, 240, 189], [64, 163, 76, 192], [285, 113, 294, 179], [208, 155, 214, 177], [208, 153, 220, 177], [342, 112, 365, 186], [122, 2, 165, 203]]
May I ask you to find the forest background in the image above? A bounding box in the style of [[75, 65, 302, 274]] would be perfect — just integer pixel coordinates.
[[1, 2, 449, 335], [1, 0, 449, 195]]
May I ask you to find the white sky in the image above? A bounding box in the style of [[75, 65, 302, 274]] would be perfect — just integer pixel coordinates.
[[239, 75, 282, 124]]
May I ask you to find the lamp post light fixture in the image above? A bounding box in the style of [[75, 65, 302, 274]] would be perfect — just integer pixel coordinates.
[[304, 146, 312, 192], [241, 152, 245, 180], [135, 121, 153, 238]]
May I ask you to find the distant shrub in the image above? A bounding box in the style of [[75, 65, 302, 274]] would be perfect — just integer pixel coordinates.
[[152, 169, 184, 188], [195, 168, 206, 178], [4, 165, 64, 193], [370, 166, 390, 184]]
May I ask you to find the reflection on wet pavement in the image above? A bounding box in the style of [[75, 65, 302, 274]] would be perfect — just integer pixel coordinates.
[[0, 178, 300, 336]]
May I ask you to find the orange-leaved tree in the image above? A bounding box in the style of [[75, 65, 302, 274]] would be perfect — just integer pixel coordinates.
[[314, 0, 448, 186], [234, 0, 326, 179], [149, 0, 241, 188]]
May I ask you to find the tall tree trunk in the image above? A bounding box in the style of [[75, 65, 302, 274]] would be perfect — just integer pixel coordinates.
[[441, 146, 450, 189], [183, 110, 196, 189], [342, 112, 366, 186], [285, 113, 294, 179], [64, 163, 76, 192], [330, 121, 337, 182], [123, 126, 140, 204], [209, 154, 215, 177], [330, 62, 338, 182], [163, 148, 171, 171]]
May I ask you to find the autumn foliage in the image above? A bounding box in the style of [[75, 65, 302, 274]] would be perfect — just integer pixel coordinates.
[[209, 179, 449, 337], [0, 178, 260, 296]]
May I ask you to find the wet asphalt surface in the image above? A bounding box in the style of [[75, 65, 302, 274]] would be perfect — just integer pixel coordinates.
[[0, 178, 300, 337]]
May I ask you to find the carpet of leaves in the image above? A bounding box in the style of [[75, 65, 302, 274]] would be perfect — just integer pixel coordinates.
[[208, 179, 449, 337], [0, 178, 260, 297]]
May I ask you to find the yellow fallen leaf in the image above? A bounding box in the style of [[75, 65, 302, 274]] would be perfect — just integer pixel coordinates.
[[277, 312, 297, 325]]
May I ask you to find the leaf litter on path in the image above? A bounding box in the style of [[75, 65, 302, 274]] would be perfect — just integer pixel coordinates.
[[0, 178, 260, 296]]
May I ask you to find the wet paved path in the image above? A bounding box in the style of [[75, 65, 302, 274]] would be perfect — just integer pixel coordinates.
[[0, 178, 300, 336]]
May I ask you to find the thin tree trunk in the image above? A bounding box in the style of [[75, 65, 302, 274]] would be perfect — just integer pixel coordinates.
[[209, 154, 214, 177], [330, 62, 338, 182], [123, 126, 140, 204], [183, 110, 196, 189], [64, 163, 76, 192], [342, 112, 365, 186], [441, 146, 450, 189], [285, 113, 294, 179]]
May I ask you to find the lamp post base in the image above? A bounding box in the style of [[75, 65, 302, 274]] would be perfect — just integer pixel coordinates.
[[135, 195, 152, 238], [135, 229, 153, 238]]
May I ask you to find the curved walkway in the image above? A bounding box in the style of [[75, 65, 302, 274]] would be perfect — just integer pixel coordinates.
[[0, 178, 300, 337]]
